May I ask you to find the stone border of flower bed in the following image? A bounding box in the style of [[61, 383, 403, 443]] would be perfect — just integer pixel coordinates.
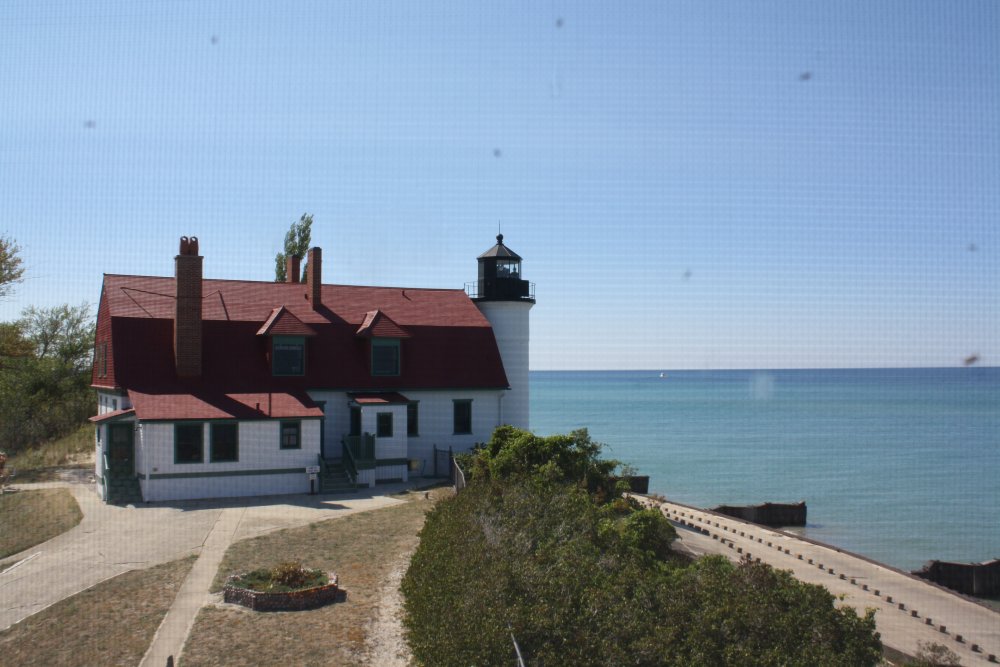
[[223, 572, 340, 611]]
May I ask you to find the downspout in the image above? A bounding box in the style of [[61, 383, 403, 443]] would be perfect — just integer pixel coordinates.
[[138, 422, 148, 502]]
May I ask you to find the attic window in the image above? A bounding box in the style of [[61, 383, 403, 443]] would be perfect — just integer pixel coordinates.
[[95, 341, 108, 378], [371, 339, 400, 376], [273, 336, 305, 376]]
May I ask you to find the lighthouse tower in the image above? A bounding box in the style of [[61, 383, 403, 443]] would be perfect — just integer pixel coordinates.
[[470, 234, 535, 429]]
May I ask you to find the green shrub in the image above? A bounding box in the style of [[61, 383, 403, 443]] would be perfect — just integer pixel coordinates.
[[403, 428, 882, 666], [471, 426, 623, 501]]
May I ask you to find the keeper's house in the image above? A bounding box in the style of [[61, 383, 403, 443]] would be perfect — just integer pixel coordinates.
[[90, 235, 533, 503]]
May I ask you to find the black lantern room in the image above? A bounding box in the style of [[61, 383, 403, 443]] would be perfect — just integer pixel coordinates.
[[472, 234, 535, 302]]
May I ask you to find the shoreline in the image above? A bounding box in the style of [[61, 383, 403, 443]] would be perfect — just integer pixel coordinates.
[[637, 494, 1000, 664]]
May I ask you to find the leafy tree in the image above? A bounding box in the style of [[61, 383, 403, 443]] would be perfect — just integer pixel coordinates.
[[472, 426, 621, 500], [0, 322, 32, 358], [0, 303, 95, 451], [19, 304, 94, 370], [0, 235, 24, 298], [274, 213, 312, 282]]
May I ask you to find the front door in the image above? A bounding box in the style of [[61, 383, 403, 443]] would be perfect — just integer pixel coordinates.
[[107, 423, 134, 478]]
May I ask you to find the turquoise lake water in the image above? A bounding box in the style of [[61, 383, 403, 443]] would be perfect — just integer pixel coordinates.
[[530, 368, 1000, 572]]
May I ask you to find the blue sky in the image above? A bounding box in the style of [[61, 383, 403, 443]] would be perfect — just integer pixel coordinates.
[[1, 1, 997, 369]]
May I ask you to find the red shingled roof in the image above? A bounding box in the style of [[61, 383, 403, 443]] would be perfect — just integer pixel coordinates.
[[257, 306, 317, 337], [93, 275, 510, 396], [128, 390, 324, 421], [355, 310, 410, 338], [101, 275, 492, 327]]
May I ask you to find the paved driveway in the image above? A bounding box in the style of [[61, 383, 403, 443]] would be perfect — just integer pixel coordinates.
[[0, 482, 409, 631]]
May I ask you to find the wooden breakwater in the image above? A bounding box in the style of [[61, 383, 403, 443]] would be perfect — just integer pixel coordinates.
[[712, 501, 807, 527], [614, 475, 649, 494], [912, 558, 1000, 597]]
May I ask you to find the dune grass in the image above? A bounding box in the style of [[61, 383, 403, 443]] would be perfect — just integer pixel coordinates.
[[4, 423, 94, 482], [0, 556, 196, 666], [0, 488, 83, 558]]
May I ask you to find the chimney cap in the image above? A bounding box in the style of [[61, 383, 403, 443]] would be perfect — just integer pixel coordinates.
[[179, 236, 200, 256]]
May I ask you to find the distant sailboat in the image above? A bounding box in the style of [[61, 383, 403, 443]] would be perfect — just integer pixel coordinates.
[[964, 354, 980, 366], [659, 372, 667, 378]]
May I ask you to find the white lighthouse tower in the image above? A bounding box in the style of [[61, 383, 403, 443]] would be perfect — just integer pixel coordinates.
[[470, 234, 535, 429]]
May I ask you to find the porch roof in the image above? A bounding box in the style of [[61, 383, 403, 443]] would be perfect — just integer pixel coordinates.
[[89, 408, 136, 423], [348, 391, 411, 405]]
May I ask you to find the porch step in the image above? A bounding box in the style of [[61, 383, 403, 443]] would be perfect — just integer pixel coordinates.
[[106, 475, 143, 505], [319, 461, 356, 494]]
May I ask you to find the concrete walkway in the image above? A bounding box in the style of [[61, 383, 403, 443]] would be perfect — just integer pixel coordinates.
[[138, 507, 246, 667], [1, 479, 413, 664], [639, 497, 1000, 665]]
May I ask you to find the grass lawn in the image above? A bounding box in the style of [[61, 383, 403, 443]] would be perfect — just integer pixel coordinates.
[[5, 424, 95, 483], [0, 556, 196, 666], [182, 488, 449, 667], [0, 488, 83, 558]]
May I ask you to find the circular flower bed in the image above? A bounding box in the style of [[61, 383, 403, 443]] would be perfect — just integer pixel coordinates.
[[224, 561, 340, 611]]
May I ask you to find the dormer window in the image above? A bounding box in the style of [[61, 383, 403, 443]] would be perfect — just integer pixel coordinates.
[[256, 306, 317, 377], [356, 310, 410, 377], [273, 336, 305, 376], [372, 338, 400, 376]]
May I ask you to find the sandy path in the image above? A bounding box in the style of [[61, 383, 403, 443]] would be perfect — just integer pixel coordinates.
[[364, 550, 416, 666]]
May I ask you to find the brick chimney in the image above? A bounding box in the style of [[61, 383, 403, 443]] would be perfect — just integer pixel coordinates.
[[175, 236, 203, 378], [286, 254, 301, 283], [306, 247, 322, 309]]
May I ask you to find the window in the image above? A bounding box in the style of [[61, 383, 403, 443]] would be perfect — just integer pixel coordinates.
[[376, 412, 393, 438], [453, 400, 472, 435], [280, 421, 301, 449], [210, 423, 238, 462], [272, 336, 305, 376], [497, 259, 520, 277], [175, 423, 204, 463], [371, 338, 400, 376], [407, 402, 419, 436], [96, 341, 108, 378], [349, 407, 361, 436]]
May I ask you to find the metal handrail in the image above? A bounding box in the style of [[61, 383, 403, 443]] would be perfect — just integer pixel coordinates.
[[342, 434, 376, 470], [341, 442, 358, 484], [463, 281, 535, 301]]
